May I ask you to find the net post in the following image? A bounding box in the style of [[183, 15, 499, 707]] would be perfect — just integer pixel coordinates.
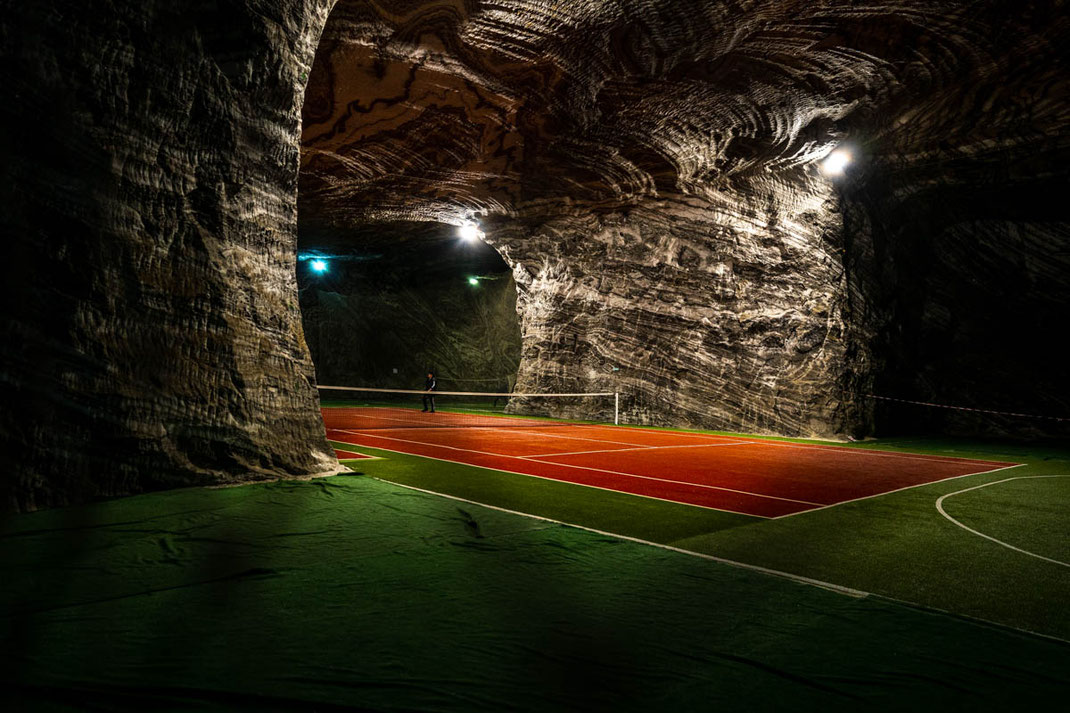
[[614, 392, 619, 425]]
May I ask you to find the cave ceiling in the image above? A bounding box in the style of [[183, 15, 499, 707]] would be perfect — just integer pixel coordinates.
[[299, 0, 1069, 235]]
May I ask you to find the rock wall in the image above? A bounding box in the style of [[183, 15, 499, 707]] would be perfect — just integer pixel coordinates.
[[841, 161, 1070, 438], [487, 186, 865, 437], [298, 0, 872, 439], [299, 0, 1070, 440], [835, 7, 1070, 438], [4, 0, 1069, 509], [1, 1, 339, 510]]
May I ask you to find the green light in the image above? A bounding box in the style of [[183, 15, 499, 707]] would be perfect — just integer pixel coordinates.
[[467, 277, 479, 286]]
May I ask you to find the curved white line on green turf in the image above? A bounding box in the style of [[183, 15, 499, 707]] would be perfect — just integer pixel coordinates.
[[936, 475, 1070, 568]]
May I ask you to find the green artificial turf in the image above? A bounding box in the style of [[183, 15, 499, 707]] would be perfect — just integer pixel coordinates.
[[672, 454, 1070, 641], [938, 475, 1069, 564], [331, 435, 1070, 641], [2, 475, 1068, 711]]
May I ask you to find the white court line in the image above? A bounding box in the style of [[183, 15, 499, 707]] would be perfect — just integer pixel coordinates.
[[522, 441, 757, 458], [712, 437, 1013, 465], [522, 447, 654, 458], [369, 477, 1070, 644], [498, 425, 758, 448], [484, 427, 665, 448], [756, 441, 1014, 465], [332, 448, 382, 459], [338, 438, 765, 517], [375, 477, 867, 595], [935, 475, 1070, 568], [772, 463, 1024, 520], [333, 427, 744, 462], [584, 425, 1016, 465], [330, 407, 1011, 466], [329, 414, 661, 446], [516, 455, 822, 506], [333, 426, 1015, 512], [338, 429, 513, 459], [335, 413, 728, 449], [335, 429, 814, 510], [329, 407, 754, 448], [608, 424, 1013, 465]]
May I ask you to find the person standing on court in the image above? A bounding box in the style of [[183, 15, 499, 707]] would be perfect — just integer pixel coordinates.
[[422, 371, 436, 413]]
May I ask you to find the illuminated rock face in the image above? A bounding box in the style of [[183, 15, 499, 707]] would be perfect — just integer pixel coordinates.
[[299, 0, 869, 436], [1, 0, 340, 510], [299, 0, 1069, 438], [3, 0, 1069, 507], [485, 190, 864, 436]]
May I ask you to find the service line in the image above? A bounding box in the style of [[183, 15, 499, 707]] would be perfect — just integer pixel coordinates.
[[335, 429, 814, 509]]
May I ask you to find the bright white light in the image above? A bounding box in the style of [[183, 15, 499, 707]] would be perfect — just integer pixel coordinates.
[[820, 149, 852, 176], [467, 277, 480, 286], [310, 259, 328, 273], [458, 222, 481, 242]]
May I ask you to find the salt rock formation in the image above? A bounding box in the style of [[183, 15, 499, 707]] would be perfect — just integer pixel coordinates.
[[2, 0, 340, 510], [3, 0, 1069, 509], [485, 190, 860, 434], [301, 0, 1068, 437]]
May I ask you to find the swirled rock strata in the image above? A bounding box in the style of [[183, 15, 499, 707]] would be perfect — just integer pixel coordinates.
[[3, 0, 1068, 508]]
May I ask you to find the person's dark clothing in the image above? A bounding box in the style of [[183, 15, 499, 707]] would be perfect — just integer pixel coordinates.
[[422, 376, 436, 412]]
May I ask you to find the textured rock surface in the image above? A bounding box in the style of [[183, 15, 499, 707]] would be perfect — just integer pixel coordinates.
[[833, 3, 1070, 437], [1, 1, 340, 510], [841, 156, 1070, 438], [485, 190, 862, 435], [301, 0, 1069, 437], [4, 0, 1069, 508]]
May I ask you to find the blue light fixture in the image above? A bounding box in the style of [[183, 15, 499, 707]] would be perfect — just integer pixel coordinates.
[[310, 259, 328, 273]]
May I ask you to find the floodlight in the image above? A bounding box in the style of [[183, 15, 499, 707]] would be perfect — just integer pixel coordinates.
[[820, 149, 852, 176], [467, 277, 479, 286], [310, 259, 328, 273], [458, 222, 481, 242]]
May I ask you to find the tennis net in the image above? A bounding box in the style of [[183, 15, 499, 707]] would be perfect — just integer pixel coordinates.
[[317, 385, 620, 430]]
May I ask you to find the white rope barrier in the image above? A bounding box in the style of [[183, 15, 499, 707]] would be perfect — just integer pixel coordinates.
[[863, 394, 1070, 422]]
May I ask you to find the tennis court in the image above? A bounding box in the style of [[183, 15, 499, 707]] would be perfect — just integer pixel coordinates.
[[323, 406, 1018, 518]]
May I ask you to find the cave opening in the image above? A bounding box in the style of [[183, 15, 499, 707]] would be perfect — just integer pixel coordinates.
[[296, 0, 525, 399], [295, 220, 522, 393]]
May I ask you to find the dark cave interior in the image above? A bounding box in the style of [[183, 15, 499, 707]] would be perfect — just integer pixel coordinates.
[[3, 3, 1070, 710], [297, 220, 521, 391], [2, 0, 1068, 509]]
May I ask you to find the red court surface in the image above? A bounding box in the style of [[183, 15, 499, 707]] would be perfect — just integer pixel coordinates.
[[325, 410, 1018, 518]]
